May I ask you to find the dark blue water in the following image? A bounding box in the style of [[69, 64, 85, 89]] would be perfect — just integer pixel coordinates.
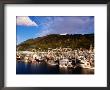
[[16, 61, 94, 74]]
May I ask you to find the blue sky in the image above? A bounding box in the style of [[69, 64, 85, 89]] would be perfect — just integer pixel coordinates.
[[16, 16, 94, 45]]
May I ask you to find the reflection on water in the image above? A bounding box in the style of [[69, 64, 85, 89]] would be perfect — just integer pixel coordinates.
[[16, 61, 94, 74]]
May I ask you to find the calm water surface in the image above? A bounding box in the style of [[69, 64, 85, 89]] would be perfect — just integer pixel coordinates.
[[16, 61, 94, 74]]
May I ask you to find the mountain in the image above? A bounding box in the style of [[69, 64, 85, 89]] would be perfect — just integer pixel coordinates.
[[17, 34, 94, 51]]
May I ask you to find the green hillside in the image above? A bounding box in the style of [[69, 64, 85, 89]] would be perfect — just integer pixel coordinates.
[[17, 34, 94, 51]]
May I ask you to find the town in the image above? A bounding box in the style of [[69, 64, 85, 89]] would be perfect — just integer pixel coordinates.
[[16, 45, 94, 70]]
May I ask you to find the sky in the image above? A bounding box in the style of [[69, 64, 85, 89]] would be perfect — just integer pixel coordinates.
[[16, 16, 94, 45]]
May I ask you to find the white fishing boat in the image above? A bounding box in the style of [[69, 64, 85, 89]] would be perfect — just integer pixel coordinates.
[[47, 60, 58, 66], [16, 55, 21, 60], [80, 62, 94, 69], [59, 64, 67, 68], [67, 61, 73, 68], [24, 59, 28, 63], [59, 59, 69, 68]]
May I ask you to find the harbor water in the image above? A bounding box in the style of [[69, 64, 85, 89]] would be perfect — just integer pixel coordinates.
[[16, 60, 94, 74]]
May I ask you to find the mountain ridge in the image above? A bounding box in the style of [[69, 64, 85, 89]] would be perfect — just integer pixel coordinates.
[[17, 34, 94, 51]]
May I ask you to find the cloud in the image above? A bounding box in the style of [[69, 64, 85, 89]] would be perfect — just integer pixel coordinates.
[[49, 16, 94, 34], [16, 16, 94, 43], [35, 16, 94, 37], [16, 16, 37, 26], [37, 29, 51, 37]]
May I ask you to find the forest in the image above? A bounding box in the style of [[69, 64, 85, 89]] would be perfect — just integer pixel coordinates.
[[17, 34, 94, 51]]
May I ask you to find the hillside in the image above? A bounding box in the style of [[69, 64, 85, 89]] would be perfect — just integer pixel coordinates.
[[17, 34, 94, 51]]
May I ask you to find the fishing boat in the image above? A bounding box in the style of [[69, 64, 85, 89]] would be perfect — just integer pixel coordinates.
[[47, 60, 58, 66], [59, 59, 69, 68], [80, 61, 94, 69], [67, 61, 73, 68], [16, 55, 21, 60]]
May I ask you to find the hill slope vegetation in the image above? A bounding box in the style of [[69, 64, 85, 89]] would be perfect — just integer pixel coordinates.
[[17, 34, 94, 51]]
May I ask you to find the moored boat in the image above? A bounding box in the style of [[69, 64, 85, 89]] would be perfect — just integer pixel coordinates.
[[16, 55, 21, 60], [80, 62, 94, 69]]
